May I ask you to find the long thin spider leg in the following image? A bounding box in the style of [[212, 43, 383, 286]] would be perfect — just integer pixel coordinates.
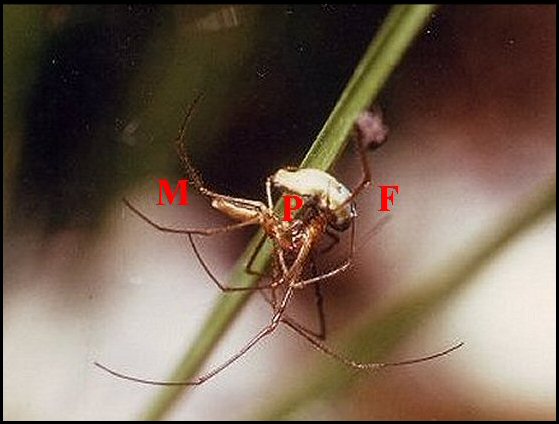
[[123, 198, 259, 236], [304, 216, 391, 287], [267, 220, 290, 277], [93, 362, 189, 386], [174, 93, 208, 195], [260, 289, 461, 372], [296, 261, 351, 287], [271, 237, 292, 287], [186, 233, 280, 292], [336, 137, 372, 210], [304, 217, 393, 287], [310, 258, 327, 340], [282, 318, 464, 371], [274, 248, 349, 289], [269, 285, 279, 310], [95, 287, 295, 386], [173, 95, 269, 213], [265, 177, 274, 210], [258, 269, 325, 341], [168, 285, 293, 385], [312, 283, 327, 340], [334, 121, 376, 212], [294, 217, 356, 288], [276, 241, 289, 276], [320, 228, 340, 254], [267, 253, 285, 309], [245, 235, 268, 276]]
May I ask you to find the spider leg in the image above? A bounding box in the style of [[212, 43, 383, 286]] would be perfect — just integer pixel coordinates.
[[245, 232, 290, 282], [173, 92, 209, 196], [187, 233, 280, 292], [281, 318, 464, 371], [245, 235, 268, 276], [256, 258, 327, 341], [95, 286, 295, 386], [123, 198, 260, 236], [173, 94, 268, 213], [265, 177, 274, 210], [320, 228, 340, 254], [302, 215, 392, 288], [169, 285, 294, 386], [334, 119, 376, 212], [294, 217, 356, 288], [310, 257, 327, 340]]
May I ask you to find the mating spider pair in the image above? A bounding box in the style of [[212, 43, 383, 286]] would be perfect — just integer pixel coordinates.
[[95, 100, 462, 386]]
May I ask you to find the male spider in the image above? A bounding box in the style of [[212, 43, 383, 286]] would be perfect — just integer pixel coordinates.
[[95, 101, 463, 386]]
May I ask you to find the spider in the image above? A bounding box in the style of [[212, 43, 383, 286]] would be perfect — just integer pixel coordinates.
[[94, 100, 463, 385]]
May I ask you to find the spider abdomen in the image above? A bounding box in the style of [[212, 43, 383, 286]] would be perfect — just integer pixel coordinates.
[[271, 168, 355, 231]]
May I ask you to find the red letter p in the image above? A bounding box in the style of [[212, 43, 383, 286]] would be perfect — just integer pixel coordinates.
[[282, 195, 304, 222]]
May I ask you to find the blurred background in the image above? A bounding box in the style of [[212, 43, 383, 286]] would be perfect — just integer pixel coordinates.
[[3, 5, 555, 420]]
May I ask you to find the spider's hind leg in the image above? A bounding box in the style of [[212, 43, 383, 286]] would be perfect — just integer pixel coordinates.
[[336, 108, 389, 210]]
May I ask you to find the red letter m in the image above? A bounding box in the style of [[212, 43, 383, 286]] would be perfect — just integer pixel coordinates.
[[157, 179, 188, 206]]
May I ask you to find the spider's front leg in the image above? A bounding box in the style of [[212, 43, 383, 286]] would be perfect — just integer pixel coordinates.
[[123, 198, 260, 236]]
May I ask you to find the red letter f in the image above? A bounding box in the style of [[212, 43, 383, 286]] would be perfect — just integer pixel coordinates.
[[378, 185, 399, 212]]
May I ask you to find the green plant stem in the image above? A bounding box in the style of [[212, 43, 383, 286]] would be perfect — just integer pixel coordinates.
[[141, 5, 437, 420], [301, 4, 435, 170], [254, 178, 556, 420]]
